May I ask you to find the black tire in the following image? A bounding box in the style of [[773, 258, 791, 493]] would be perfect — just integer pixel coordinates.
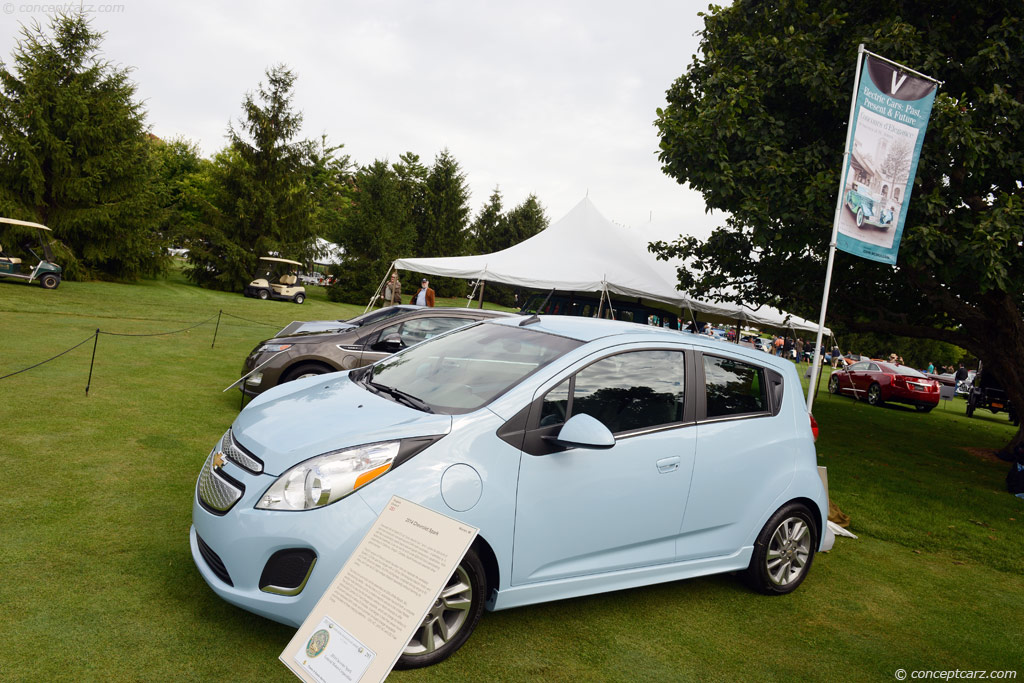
[[916, 404, 934, 413], [281, 362, 331, 384], [745, 503, 817, 595], [294, 293, 305, 304], [39, 273, 60, 289], [828, 373, 840, 395], [866, 383, 884, 406], [395, 547, 486, 669], [966, 392, 976, 418], [257, 288, 270, 300]]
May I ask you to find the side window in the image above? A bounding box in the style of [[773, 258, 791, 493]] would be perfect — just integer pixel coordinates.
[[703, 355, 768, 418], [540, 378, 571, 427], [381, 317, 469, 346], [569, 350, 685, 434]]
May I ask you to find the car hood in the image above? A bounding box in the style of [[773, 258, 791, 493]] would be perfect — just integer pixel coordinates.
[[277, 320, 357, 336], [232, 374, 453, 475]]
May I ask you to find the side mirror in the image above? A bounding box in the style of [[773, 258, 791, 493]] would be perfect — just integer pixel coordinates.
[[549, 413, 615, 450], [375, 333, 405, 353]]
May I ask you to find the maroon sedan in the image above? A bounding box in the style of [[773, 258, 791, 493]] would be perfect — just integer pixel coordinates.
[[828, 360, 940, 412]]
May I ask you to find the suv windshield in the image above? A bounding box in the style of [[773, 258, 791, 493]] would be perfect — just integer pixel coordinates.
[[361, 323, 582, 414]]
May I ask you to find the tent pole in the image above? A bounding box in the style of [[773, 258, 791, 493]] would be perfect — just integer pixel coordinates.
[[465, 279, 479, 308], [364, 262, 395, 315], [734, 318, 741, 344], [597, 288, 605, 319], [603, 281, 616, 319], [478, 281, 486, 309]]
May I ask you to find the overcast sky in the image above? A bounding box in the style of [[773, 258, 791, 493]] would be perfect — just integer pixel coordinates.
[[0, 0, 722, 240]]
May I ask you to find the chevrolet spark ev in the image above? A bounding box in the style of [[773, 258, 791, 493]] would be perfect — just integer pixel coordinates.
[[191, 316, 833, 668]]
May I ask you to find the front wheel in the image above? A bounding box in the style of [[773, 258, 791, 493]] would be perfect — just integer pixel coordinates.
[[257, 288, 270, 300], [915, 404, 934, 413], [396, 547, 486, 669], [828, 374, 840, 395], [855, 207, 865, 227], [966, 392, 976, 417], [867, 383, 884, 406], [294, 293, 305, 304], [745, 503, 817, 595], [39, 273, 60, 289]]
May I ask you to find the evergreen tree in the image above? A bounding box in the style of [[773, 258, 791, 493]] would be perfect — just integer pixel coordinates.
[[0, 12, 164, 279], [469, 187, 505, 254], [184, 65, 314, 290], [148, 136, 204, 250], [504, 194, 548, 247], [328, 159, 417, 304], [419, 148, 471, 296]]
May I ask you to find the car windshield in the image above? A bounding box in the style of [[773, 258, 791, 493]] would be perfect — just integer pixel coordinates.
[[361, 323, 582, 414]]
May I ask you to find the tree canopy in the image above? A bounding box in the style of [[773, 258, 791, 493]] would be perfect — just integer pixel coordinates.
[[654, 0, 1024, 446], [0, 12, 163, 279]]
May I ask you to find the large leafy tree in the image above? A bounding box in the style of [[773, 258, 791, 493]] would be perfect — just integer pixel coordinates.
[[654, 1, 1024, 448], [185, 65, 314, 290], [0, 12, 163, 279]]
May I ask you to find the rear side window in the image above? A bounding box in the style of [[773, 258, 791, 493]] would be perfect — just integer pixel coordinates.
[[542, 350, 685, 435], [703, 355, 767, 417]]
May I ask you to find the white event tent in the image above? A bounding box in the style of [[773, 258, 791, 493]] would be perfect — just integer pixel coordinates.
[[393, 198, 828, 336]]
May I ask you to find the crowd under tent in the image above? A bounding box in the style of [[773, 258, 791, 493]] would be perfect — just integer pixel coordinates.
[[386, 197, 830, 337]]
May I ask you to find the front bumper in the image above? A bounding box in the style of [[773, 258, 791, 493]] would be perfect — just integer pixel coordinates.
[[190, 458, 378, 626]]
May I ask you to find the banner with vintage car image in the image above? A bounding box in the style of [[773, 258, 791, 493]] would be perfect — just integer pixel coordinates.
[[836, 52, 937, 264]]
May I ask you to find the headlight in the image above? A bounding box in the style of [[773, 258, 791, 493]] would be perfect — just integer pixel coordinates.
[[261, 343, 293, 353], [256, 441, 400, 511]]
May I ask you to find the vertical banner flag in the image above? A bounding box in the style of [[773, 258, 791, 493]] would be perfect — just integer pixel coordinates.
[[836, 53, 938, 264]]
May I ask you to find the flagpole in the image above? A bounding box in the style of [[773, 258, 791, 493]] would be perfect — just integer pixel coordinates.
[[806, 44, 866, 413]]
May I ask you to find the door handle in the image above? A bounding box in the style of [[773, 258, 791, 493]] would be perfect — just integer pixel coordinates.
[[656, 456, 680, 473]]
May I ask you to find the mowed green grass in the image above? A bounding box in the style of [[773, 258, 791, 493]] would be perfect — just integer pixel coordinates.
[[1, 274, 1022, 681]]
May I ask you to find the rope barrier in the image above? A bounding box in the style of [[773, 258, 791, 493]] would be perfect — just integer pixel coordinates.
[[97, 313, 219, 337], [0, 308, 285, 388], [0, 333, 96, 381]]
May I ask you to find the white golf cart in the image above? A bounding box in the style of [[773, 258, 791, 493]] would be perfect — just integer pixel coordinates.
[[0, 217, 62, 289], [243, 256, 306, 304]]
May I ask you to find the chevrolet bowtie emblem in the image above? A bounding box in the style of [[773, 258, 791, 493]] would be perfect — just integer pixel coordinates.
[[212, 452, 226, 469]]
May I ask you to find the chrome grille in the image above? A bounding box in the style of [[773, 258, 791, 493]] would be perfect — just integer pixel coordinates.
[[198, 450, 244, 513], [221, 429, 263, 473]]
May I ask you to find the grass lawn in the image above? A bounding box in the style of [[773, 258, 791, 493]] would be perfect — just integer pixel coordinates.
[[1, 274, 1022, 681]]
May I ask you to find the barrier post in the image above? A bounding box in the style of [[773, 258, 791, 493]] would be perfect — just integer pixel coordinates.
[[212, 309, 222, 348], [85, 329, 99, 396]]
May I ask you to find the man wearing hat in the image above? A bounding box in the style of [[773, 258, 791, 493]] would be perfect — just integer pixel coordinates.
[[411, 278, 435, 307]]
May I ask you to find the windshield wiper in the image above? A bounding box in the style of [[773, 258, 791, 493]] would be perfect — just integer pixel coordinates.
[[367, 380, 434, 413]]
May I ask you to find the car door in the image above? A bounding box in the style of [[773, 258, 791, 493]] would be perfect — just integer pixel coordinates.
[[678, 352, 794, 559], [511, 348, 697, 585], [358, 315, 479, 365], [843, 361, 869, 398]]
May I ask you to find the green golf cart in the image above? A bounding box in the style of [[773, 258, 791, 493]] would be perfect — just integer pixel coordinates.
[[0, 217, 62, 289]]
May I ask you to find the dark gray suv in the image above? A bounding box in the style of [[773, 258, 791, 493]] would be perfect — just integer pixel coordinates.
[[239, 306, 515, 397]]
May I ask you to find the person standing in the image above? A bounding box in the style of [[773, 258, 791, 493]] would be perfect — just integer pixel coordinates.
[[383, 271, 402, 306], [411, 278, 435, 307]]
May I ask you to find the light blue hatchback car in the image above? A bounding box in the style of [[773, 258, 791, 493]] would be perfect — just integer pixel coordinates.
[[191, 315, 833, 668]]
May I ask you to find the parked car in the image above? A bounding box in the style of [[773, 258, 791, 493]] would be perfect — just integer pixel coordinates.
[[192, 316, 833, 668], [828, 360, 940, 411], [238, 306, 514, 397], [966, 370, 1018, 424]]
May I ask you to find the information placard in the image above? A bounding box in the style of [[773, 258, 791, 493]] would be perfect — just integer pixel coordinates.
[[281, 496, 479, 683]]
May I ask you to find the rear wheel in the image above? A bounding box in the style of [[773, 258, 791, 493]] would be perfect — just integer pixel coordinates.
[[39, 273, 60, 289], [257, 288, 270, 300], [866, 383, 883, 406], [745, 503, 817, 595], [396, 548, 486, 669]]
